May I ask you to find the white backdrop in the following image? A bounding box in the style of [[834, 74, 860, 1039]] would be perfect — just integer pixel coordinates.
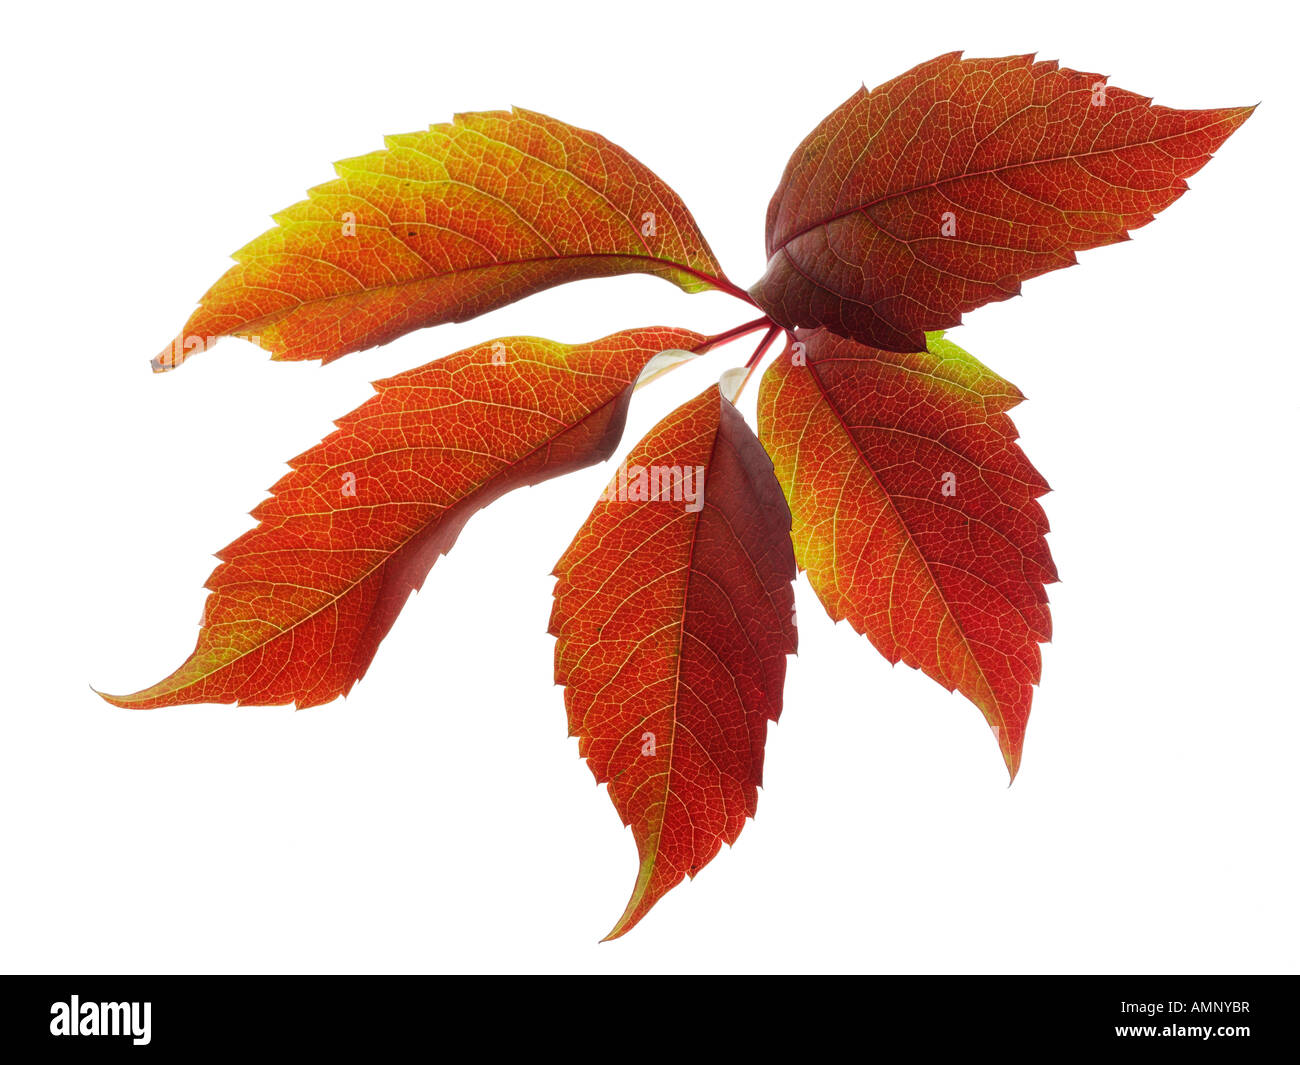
[[2, 0, 1295, 974]]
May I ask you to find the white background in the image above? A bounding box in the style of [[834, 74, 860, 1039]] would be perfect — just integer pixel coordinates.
[[2, 0, 1295, 974]]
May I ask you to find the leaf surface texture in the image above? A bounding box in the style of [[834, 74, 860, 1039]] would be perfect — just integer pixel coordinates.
[[758, 328, 1056, 776], [750, 53, 1253, 351], [551, 386, 797, 938], [156, 110, 727, 369], [105, 328, 704, 707]]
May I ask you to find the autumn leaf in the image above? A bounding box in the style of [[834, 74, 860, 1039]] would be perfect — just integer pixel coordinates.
[[758, 328, 1056, 778], [101, 53, 1258, 940], [101, 327, 705, 708], [750, 52, 1254, 352], [154, 110, 738, 371], [550, 385, 797, 939]]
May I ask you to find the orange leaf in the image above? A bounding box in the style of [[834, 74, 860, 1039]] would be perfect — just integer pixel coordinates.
[[758, 329, 1056, 778], [750, 52, 1253, 352], [101, 327, 704, 708], [155, 110, 735, 370], [550, 385, 797, 938]]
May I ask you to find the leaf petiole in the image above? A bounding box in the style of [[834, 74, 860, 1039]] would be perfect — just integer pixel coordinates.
[[744, 325, 784, 370], [723, 325, 784, 404], [698, 316, 773, 353]]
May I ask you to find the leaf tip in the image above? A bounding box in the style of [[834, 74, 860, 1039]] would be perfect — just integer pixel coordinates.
[[92, 685, 140, 710], [152, 332, 205, 373], [600, 900, 645, 942], [994, 726, 1022, 784]]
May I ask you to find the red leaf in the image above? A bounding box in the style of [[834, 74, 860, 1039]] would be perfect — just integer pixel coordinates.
[[758, 328, 1056, 778], [100, 328, 704, 708], [154, 110, 735, 370], [750, 52, 1253, 352], [550, 385, 797, 938]]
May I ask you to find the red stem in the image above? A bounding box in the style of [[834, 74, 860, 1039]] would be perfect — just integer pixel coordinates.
[[690, 268, 760, 306], [744, 325, 783, 369], [698, 316, 774, 352]]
